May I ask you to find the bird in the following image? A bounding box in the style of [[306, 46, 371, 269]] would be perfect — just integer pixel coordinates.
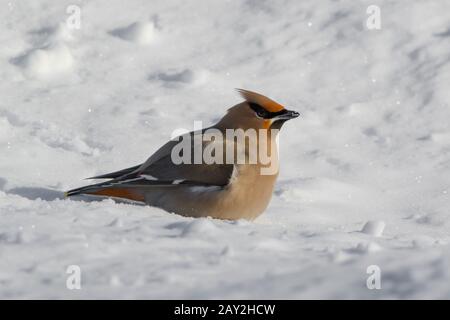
[[65, 89, 299, 220]]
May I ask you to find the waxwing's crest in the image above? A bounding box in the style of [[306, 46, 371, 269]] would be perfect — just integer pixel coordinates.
[[236, 89, 285, 112]]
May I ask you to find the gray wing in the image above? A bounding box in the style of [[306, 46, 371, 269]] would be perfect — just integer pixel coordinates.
[[67, 130, 234, 197], [115, 129, 233, 187], [137, 129, 233, 186]]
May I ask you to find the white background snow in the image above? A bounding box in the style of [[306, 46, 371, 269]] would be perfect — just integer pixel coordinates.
[[1, 0, 449, 299]]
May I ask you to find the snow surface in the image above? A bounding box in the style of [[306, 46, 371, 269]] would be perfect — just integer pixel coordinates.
[[1, 0, 450, 299]]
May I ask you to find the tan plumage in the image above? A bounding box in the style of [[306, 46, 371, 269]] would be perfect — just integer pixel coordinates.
[[66, 89, 299, 220]]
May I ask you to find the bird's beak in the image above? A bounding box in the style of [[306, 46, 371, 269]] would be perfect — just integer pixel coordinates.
[[273, 109, 300, 121]]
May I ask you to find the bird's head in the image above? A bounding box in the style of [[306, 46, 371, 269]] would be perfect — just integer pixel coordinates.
[[217, 89, 300, 130]]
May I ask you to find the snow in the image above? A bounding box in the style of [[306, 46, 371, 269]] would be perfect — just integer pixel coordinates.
[[17, 43, 74, 79], [111, 21, 158, 45], [361, 220, 385, 237], [1, 0, 450, 299]]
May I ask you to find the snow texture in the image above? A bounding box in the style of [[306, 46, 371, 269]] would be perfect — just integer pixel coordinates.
[[1, 0, 450, 299]]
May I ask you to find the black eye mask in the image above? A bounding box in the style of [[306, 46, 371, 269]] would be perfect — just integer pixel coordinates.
[[248, 103, 289, 119]]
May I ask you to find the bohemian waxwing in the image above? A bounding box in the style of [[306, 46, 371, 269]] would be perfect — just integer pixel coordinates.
[[66, 89, 299, 220]]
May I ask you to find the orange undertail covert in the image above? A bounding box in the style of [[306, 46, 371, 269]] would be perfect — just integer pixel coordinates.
[[89, 188, 145, 202]]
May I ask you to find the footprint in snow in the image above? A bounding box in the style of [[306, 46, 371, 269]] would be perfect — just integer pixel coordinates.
[[11, 23, 76, 79], [361, 220, 385, 237], [12, 44, 74, 79], [110, 21, 158, 45], [148, 68, 210, 87]]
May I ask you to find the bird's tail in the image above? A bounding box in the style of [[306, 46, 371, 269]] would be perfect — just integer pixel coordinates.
[[65, 181, 105, 197], [65, 182, 145, 202]]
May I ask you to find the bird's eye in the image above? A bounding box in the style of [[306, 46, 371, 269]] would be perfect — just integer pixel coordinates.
[[249, 103, 269, 118], [256, 109, 266, 118]]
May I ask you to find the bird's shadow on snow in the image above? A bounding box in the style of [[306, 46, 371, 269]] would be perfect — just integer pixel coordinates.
[[7, 187, 108, 204], [0, 177, 92, 202], [7, 187, 65, 201], [6, 187, 148, 207], [3, 181, 145, 206], [6, 187, 111, 203]]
